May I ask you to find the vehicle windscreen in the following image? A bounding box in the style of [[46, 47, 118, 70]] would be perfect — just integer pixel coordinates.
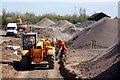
[[24, 36, 35, 46]]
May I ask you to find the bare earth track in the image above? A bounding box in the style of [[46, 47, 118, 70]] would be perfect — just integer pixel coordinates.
[[0, 18, 119, 79], [0, 30, 63, 79]]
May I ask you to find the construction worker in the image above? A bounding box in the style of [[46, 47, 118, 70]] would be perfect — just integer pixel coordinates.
[[28, 36, 35, 44], [41, 38, 50, 48], [50, 37, 56, 47], [29, 26, 32, 32], [56, 40, 68, 63], [41, 38, 46, 48], [44, 39, 51, 47], [44, 39, 51, 58]]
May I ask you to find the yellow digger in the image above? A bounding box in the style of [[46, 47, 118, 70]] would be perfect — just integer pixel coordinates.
[[16, 16, 29, 37], [20, 33, 55, 69]]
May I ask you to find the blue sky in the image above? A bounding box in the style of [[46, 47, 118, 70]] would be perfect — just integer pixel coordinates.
[[1, 2, 119, 17]]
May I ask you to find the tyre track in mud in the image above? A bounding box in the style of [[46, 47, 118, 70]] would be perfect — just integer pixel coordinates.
[[13, 61, 63, 78]]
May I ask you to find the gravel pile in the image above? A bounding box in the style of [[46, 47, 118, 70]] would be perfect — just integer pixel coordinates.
[[68, 18, 118, 49], [36, 18, 55, 28], [53, 20, 74, 31]]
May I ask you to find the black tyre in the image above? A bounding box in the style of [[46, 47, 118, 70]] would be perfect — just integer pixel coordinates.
[[6, 33, 8, 36], [48, 55, 55, 69], [20, 56, 30, 69]]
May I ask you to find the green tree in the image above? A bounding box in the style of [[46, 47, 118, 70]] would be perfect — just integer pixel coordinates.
[[1, 8, 90, 25], [0, 16, 1, 29], [2, 8, 7, 25]]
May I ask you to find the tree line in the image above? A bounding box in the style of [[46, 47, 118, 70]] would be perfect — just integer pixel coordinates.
[[1, 8, 89, 26]]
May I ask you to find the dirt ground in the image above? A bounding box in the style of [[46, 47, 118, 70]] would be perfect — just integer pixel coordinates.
[[0, 30, 63, 79], [0, 28, 99, 79], [0, 18, 119, 79]]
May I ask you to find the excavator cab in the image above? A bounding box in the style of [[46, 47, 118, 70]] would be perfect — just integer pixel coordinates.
[[23, 33, 37, 50]]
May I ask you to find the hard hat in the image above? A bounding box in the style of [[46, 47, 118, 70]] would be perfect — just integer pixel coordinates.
[[41, 38, 45, 42]]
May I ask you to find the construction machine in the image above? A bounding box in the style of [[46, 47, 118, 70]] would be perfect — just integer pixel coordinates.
[[20, 33, 55, 69], [6, 16, 29, 37], [16, 16, 29, 37]]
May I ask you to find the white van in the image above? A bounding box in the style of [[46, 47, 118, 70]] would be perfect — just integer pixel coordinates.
[[6, 23, 18, 36]]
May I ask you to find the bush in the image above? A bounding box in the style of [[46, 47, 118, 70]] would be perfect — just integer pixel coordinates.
[[1, 8, 89, 26]]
